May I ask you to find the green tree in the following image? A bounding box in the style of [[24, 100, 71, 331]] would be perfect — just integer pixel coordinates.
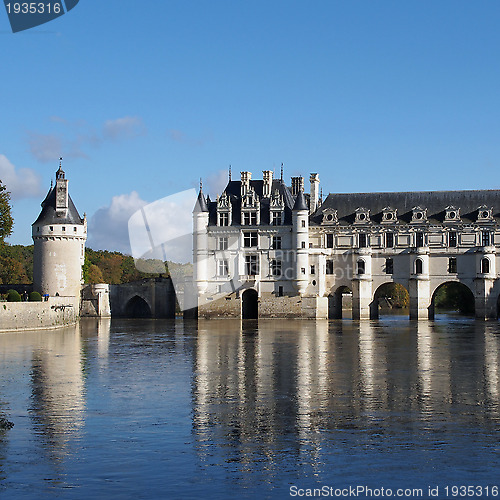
[[0, 181, 13, 243]]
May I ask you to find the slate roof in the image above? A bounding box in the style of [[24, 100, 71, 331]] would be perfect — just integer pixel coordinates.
[[207, 179, 309, 226], [312, 190, 500, 226], [32, 186, 84, 226]]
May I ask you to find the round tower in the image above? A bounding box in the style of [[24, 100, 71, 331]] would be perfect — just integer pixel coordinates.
[[32, 160, 87, 300], [193, 184, 209, 295], [292, 188, 309, 295]]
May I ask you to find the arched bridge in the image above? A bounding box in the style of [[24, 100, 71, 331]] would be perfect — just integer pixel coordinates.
[[109, 278, 177, 318]]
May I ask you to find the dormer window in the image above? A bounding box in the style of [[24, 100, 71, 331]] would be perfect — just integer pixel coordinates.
[[382, 207, 397, 223], [354, 208, 370, 224], [321, 208, 338, 225], [445, 206, 460, 222], [411, 207, 427, 223], [477, 205, 493, 222], [242, 211, 258, 225], [217, 192, 232, 227]]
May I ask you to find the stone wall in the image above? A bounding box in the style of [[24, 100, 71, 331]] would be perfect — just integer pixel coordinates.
[[0, 296, 79, 332], [198, 291, 328, 319]]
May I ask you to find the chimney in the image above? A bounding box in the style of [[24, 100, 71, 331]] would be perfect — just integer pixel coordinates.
[[241, 171, 251, 196], [309, 173, 319, 214], [291, 176, 304, 196], [262, 170, 273, 197]]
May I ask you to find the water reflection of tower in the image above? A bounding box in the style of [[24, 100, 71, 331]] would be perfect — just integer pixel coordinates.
[[29, 324, 86, 461]]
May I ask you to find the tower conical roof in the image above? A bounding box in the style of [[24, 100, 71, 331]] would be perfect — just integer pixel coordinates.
[[193, 190, 209, 212], [292, 190, 308, 211]]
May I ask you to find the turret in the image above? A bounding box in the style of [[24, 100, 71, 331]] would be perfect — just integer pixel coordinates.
[[193, 182, 209, 295], [292, 189, 309, 295], [32, 160, 86, 301]]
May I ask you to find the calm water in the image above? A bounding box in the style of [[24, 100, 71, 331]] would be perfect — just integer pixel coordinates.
[[0, 317, 499, 499]]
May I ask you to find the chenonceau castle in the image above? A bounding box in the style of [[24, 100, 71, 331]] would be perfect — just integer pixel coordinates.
[[194, 169, 500, 320], [2, 162, 500, 331]]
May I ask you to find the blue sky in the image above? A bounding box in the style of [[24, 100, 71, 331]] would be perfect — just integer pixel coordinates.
[[2, 1, 500, 251]]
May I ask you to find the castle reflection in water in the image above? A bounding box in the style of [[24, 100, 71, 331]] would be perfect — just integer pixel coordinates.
[[0, 317, 499, 494]]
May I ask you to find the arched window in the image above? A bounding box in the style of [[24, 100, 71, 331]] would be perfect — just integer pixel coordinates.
[[481, 257, 490, 274], [357, 259, 365, 275], [415, 258, 423, 275]]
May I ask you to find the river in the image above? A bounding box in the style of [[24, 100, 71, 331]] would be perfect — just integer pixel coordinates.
[[0, 317, 499, 499]]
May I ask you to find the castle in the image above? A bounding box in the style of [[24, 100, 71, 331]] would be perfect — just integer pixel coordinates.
[[26, 164, 500, 322], [32, 160, 87, 300], [193, 170, 500, 320]]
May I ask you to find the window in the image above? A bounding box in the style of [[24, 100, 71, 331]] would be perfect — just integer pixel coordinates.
[[245, 255, 259, 276], [242, 211, 257, 226], [49, 226, 53, 231], [359, 233, 367, 248], [278, 286, 284, 297], [37, 226, 40, 232], [62, 227, 65, 232], [326, 234, 334, 248], [448, 257, 457, 274], [326, 260, 334, 275], [385, 232, 394, 248], [271, 259, 282, 276], [217, 260, 229, 276], [301, 267, 306, 274], [481, 257, 490, 274], [310, 265, 315, 275], [271, 236, 281, 249], [271, 212, 282, 226], [243, 232, 258, 248], [482, 231, 491, 247], [301, 220, 306, 228], [448, 231, 457, 248], [301, 241, 306, 248], [416, 232, 424, 248], [218, 237, 228, 250], [385, 258, 393, 274], [219, 212, 229, 226], [357, 259, 365, 275], [415, 258, 423, 275], [73, 227, 77, 232]]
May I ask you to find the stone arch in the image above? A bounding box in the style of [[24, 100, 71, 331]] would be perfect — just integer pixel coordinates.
[[124, 295, 152, 318], [328, 285, 352, 319], [242, 288, 258, 319], [372, 281, 410, 319], [430, 281, 475, 319]]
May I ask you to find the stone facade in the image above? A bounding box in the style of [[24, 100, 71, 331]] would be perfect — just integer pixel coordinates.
[[193, 170, 500, 320]]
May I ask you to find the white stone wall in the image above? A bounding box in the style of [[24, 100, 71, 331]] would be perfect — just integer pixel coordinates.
[[0, 297, 79, 332]]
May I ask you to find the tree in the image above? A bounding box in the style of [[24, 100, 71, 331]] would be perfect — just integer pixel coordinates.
[[0, 181, 13, 243]]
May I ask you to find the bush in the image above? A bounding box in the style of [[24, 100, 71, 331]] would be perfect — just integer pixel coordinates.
[[28, 291, 42, 302], [6, 290, 21, 302]]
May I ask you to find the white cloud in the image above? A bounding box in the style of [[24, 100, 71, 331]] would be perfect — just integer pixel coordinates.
[[103, 116, 145, 141], [204, 169, 230, 198], [27, 116, 146, 163], [0, 154, 42, 199], [88, 188, 197, 266], [87, 191, 148, 254], [27, 132, 63, 163]]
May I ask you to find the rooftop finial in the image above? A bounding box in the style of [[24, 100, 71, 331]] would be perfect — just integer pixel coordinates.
[[59, 157, 62, 168], [229, 165, 232, 181], [200, 178, 202, 192], [281, 163, 283, 181]]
